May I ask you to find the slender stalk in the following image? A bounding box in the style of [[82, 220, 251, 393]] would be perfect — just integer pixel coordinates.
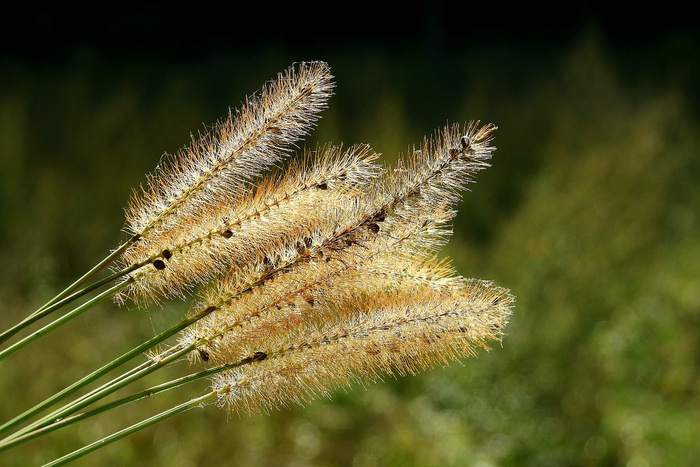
[[0, 304, 216, 439], [0, 358, 242, 451], [0, 281, 129, 361], [34, 237, 138, 314], [0, 255, 292, 441], [0, 258, 148, 346], [43, 390, 220, 467], [21, 342, 195, 438]]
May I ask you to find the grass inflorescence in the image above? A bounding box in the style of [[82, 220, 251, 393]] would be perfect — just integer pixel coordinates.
[[0, 60, 512, 466]]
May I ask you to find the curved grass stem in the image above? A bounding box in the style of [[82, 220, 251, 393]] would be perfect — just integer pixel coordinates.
[[0, 258, 293, 442], [0, 358, 243, 452], [43, 390, 220, 467], [33, 237, 138, 314], [0, 281, 130, 362], [0, 243, 150, 344], [0, 305, 217, 441], [0, 258, 148, 346]]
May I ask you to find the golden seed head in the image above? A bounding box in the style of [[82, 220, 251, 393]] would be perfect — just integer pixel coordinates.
[[209, 281, 513, 415], [116, 142, 380, 305], [114, 62, 510, 421]]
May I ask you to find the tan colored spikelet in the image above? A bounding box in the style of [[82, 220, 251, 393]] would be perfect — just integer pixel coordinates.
[[175, 193, 377, 363], [115, 61, 334, 304], [387, 121, 496, 221], [179, 204, 464, 366], [115, 143, 380, 305], [177, 121, 499, 363], [185, 262, 468, 367], [210, 281, 513, 415], [124, 61, 334, 238]]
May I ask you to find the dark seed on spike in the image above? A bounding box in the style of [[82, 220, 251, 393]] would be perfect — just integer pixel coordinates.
[[317, 182, 328, 190], [221, 229, 233, 238], [253, 351, 267, 361], [198, 349, 210, 361], [367, 223, 380, 234], [153, 259, 166, 270], [372, 210, 386, 223], [162, 249, 172, 260]]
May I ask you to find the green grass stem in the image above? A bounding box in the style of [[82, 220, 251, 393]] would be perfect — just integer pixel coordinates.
[[43, 390, 220, 467]]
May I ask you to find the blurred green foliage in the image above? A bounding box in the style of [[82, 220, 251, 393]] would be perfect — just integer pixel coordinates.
[[0, 32, 698, 466]]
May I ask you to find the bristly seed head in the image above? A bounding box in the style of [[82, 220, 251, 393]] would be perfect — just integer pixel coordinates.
[[115, 61, 337, 305], [111, 61, 510, 423], [208, 281, 512, 415]]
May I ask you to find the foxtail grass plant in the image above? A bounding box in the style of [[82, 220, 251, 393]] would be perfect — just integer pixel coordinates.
[[0, 61, 513, 465]]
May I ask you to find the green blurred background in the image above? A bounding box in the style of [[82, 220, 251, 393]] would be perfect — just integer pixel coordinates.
[[1, 4, 698, 466]]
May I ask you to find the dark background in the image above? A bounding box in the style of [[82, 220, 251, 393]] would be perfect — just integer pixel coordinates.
[[2, 3, 698, 63]]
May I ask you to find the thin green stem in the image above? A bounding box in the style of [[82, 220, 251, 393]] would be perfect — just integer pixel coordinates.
[[0, 281, 129, 362], [1, 258, 291, 443], [22, 342, 194, 436], [0, 305, 216, 440], [43, 390, 221, 467], [0, 260, 147, 346], [34, 237, 138, 315], [0, 358, 242, 452]]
